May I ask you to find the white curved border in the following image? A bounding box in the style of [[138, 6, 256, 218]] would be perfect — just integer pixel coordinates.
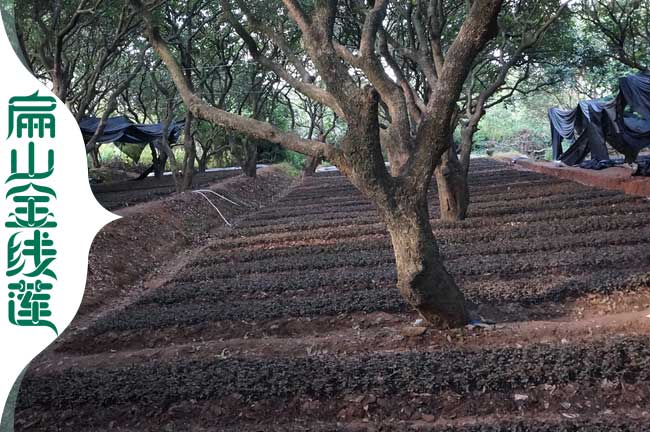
[[0, 7, 119, 429]]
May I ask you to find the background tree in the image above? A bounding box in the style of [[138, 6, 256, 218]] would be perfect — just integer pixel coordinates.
[[436, 0, 571, 220], [295, 94, 339, 176], [580, 0, 649, 73], [14, 0, 143, 161]]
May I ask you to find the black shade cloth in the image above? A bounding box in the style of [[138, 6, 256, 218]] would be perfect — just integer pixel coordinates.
[[579, 159, 621, 170], [79, 116, 184, 146], [578, 155, 650, 177], [634, 159, 650, 176], [619, 74, 650, 120], [548, 73, 650, 166]]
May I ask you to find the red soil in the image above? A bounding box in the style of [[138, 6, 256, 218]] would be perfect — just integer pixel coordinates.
[[501, 157, 650, 197]]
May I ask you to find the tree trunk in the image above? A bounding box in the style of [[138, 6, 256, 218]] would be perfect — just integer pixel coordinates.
[[180, 111, 196, 191], [157, 118, 181, 189], [241, 138, 257, 178], [434, 146, 469, 221], [153, 143, 168, 179], [90, 147, 101, 168], [52, 66, 69, 102], [380, 193, 469, 327], [156, 152, 168, 178], [302, 155, 321, 177], [198, 148, 209, 172], [459, 123, 475, 176]]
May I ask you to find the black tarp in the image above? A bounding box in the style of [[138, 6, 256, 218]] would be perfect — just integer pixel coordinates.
[[548, 73, 650, 168], [620, 73, 650, 119], [79, 116, 184, 144], [79, 116, 184, 163]]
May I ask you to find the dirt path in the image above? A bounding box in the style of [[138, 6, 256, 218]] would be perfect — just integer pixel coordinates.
[[14, 159, 650, 431]]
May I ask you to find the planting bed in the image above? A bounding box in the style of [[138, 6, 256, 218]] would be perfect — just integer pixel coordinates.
[[14, 158, 650, 431], [92, 169, 241, 210]]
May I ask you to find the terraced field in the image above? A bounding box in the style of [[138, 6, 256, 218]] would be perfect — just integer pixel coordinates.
[[92, 169, 241, 210], [15, 159, 650, 431]]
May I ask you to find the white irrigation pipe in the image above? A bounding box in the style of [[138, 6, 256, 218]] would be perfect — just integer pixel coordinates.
[[192, 190, 232, 226], [193, 189, 242, 207]]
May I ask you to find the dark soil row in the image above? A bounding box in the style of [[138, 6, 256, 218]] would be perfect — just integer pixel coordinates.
[[92, 170, 241, 209], [220, 209, 650, 250], [77, 287, 406, 334], [263, 175, 569, 211], [189, 227, 648, 269], [76, 270, 649, 339], [172, 242, 650, 283], [20, 337, 650, 409], [138, 264, 649, 308], [239, 187, 624, 225], [223, 418, 650, 432], [229, 196, 644, 237]]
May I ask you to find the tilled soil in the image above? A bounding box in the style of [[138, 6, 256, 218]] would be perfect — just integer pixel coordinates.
[[14, 159, 650, 431], [92, 169, 241, 210]]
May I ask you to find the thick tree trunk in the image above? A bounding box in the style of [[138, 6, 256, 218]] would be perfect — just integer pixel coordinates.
[[302, 155, 321, 177], [434, 147, 469, 221], [380, 194, 469, 327]]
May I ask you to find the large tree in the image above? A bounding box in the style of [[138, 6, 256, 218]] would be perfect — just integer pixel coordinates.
[[580, 0, 649, 73], [132, 0, 504, 326], [436, 0, 570, 220]]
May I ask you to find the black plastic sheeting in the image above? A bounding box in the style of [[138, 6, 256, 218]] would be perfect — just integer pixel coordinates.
[[548, 73, 650, 171], [79, 116, 184, 146]]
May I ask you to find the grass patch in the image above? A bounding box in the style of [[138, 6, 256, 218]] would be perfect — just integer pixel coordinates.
[[276, 162, 302, 177]]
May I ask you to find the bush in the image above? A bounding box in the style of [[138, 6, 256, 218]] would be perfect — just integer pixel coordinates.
[[282, 150, 306, 170]]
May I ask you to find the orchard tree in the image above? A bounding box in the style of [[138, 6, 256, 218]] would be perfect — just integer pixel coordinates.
[[14, 0, 143, 161], [580, 0, 649, 72], [294, 92, 340, 176], [119, 62, 188, 184], [156, 0, 218, 190], [132, 0, 504, 326], [438, 0, 570, 220]]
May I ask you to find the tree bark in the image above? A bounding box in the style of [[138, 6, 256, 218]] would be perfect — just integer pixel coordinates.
[[90, 147, 101, 168], [52, 66, 69, 102], [229, 134, 258, 178], [434, 145, 469, 221], [241, 138, 258, 178], [380, 192, 469, 327], [151, 142, 168, 179], [180, 111, 196, 191], [156, 152, 168, 178], [198, 154, 208, 172], [302, 155, 321, 177], [459, 121, 477, 176], [157, 117, 181, 189]]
